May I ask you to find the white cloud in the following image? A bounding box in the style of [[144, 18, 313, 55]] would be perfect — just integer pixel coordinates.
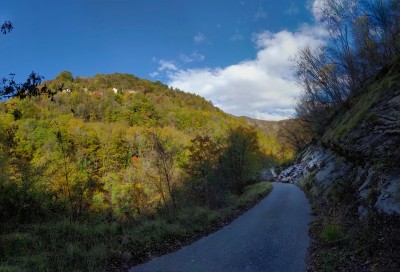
[[149, 71, 159, 78], [179, 52, 205, 63], [254, 6, 267, 20], [311, 0, 325, 21], [166, 25, 325, 120], [151, 53, 205, 78], [193, 32, 206, 43], [231, 30, 244, 42], [311, 0, 359, 22], [158, 60, 178, 71], [285, 2, 300, 15]]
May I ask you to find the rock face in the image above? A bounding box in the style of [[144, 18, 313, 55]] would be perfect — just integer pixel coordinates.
[[276, 88, 400, 218], [260, 168, 277, 181], [375, 176, 400, 215]]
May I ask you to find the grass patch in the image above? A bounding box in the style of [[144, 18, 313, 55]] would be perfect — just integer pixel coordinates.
[[177, 206, 221, 232], [0, 266, 21, 272], [297, 172, 315, 192], [309, 214, 400, 271], [321, 223, 343, 242], [319, 251, 347, 272], [0, 219, 120, 272], [133, 219, 187, 242], [234, 182, 272, 208], [323, 72, 398, 141]]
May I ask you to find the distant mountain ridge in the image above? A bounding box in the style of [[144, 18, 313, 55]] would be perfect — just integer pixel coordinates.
[[237, 116, 291, 137]]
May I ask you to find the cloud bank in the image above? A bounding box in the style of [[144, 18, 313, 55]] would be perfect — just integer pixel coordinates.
[[166, 25, 325, 120]]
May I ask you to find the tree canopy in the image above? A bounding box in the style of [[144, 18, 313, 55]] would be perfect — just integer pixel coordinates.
[[0, 71, 288, 223], [1, 21, 13, 34], [294, 0, 400, 138]]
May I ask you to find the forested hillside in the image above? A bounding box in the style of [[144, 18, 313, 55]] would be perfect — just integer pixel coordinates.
[[0, 71, 287, 271]]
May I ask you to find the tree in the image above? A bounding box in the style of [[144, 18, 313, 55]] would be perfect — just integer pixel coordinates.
[[0, 116, 56, 222], [186, 135, 219, 179], [0, 71, 52, 100], [52, 124, 99, 219], [56, 71, 74, 83], [278, 119, 312, 153], [294, 0, 400, 136], [149, 131, 179, 214], [220, 126, 262, 194], [0, 21, 55, 100], [184, 135, 220, 205], [1, 21, 13, 35]]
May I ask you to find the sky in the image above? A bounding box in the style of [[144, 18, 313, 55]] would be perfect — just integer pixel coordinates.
[[0, 0, 325, 120]]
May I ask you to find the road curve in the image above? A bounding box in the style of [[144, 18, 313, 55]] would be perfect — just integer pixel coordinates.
[[130, 182, 311, 272]]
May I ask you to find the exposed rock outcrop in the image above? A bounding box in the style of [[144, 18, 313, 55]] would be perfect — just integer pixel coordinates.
[[276, 87, 400, 218]]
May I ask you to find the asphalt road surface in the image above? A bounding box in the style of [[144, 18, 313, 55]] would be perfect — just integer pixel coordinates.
[[130, 182, 311, 272]]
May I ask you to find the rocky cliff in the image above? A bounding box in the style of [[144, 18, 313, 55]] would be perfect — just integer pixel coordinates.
[[275, 58, 400, 271], [277, 60, 400, 219]]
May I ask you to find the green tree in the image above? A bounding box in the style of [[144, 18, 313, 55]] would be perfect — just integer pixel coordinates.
[[184, 135, 220, 205], [149, 131, 179, 214], [51, 122, 99, 219], [220, 126, 262, 194], [56, 71, 74, 83]]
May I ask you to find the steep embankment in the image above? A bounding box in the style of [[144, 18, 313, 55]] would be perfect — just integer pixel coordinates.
[[276, 58, 400, 271]]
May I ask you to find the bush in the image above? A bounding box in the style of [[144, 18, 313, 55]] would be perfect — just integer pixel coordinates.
[[322, 223, 343, 242]]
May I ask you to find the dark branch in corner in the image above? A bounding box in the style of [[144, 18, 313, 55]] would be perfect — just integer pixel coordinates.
[[1, 21, 13, 35]]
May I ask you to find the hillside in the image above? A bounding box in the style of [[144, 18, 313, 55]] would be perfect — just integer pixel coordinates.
[[236, 116, 294, 160], [42, 72, 228, 133], [276, 56, 400, 271], [237, 116, 282, 135], [0, 71, 289, 271]]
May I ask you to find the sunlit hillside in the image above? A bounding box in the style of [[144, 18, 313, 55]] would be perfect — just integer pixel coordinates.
[[0, 71, 289, 271]]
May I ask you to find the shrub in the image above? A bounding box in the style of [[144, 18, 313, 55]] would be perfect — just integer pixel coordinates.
[[322, 223, 343, 242]]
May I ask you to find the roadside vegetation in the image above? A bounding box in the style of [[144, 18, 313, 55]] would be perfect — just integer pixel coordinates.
[[304, 184, 400, 272], [297, 165, 400, 272], [1, 182, 272, 272]]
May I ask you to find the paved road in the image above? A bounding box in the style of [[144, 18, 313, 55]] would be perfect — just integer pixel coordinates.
[[130, 182, 311, 272]]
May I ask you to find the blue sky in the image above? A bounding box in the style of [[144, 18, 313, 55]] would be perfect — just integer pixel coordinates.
[[0, 0, 324, 120]]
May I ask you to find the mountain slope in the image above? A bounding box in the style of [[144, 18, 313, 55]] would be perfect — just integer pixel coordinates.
[[0, 71, 291, 271]]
